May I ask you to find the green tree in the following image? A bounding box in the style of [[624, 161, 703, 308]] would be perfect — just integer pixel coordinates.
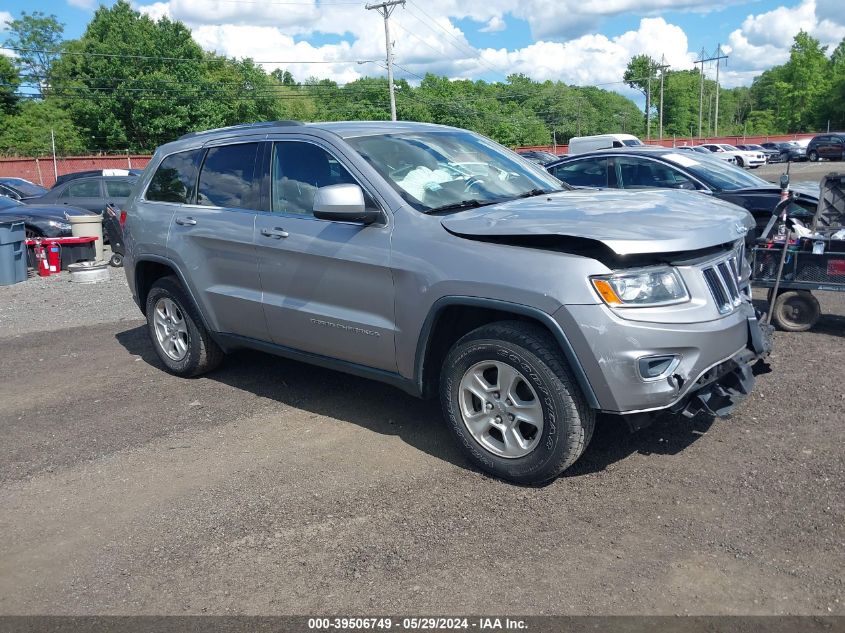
[[782, 31, 829, 131], [623, 54, 658, 133], [0, 100, 86, 155], [2, 11, 65, 97], [0, 55, 20, 114], [52, 1, 283, 152]]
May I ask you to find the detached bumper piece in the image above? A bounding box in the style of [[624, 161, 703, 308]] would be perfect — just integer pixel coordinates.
[[674, 356, 755, 419]]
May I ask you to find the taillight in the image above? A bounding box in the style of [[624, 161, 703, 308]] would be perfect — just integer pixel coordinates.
[[119, 210, 127, 227]]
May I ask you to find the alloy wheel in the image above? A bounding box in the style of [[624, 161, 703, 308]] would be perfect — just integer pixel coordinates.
[[457, 360, 544, 459], [153, 297, 189, 361]]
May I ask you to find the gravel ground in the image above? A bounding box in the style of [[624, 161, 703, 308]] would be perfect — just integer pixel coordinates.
[[0, 266, 843, 616], [755, 161, 843, 184], [0, 269, 140, 337]]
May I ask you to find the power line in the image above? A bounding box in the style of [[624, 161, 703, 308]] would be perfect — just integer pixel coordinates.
[[1, 46, 378, 66]]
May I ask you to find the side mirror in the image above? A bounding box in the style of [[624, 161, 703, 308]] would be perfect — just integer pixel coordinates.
[[313, 183, 380, 224]]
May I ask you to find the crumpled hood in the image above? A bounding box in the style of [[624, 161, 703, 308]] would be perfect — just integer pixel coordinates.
[[441, 189, 754, 255]]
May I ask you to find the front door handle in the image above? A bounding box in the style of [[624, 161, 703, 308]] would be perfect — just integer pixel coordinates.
[[175, 216, 197, 226], [261, 227, 289, 239]]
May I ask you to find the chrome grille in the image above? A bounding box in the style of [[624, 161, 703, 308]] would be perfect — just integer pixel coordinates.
[[703, 254, 743, 314]]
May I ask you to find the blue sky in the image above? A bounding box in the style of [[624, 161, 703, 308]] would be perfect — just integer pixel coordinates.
[[2, 0, 843, 94]]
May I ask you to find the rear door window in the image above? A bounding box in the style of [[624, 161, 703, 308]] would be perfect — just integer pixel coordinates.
[[63, 179, 101, 198], [550, 159, 609, 188], [197, 143, 260, 209], [105, 180, 133, 197], [146, 149, 202, 203]]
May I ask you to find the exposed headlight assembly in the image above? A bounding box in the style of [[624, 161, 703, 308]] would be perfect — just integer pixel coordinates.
[[591, 267, 689, 307], [47, 220, 72, 231]]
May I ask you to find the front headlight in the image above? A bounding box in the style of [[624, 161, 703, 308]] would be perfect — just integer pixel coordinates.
[[47, 220, 72, 231], [590, 267, 689, 307]]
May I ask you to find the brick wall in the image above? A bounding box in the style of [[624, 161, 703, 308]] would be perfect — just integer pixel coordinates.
[[0, 155, 152, 188]]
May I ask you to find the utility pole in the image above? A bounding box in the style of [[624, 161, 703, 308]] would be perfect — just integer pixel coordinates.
[[366, 0, 405, 122], [694, 48, 707, 139], [646, 73, 652, 140], [713, 44, 727, 137], [657, 55, 669, 140], [695, 46, 728, 139], [50, 128, 58, 181]]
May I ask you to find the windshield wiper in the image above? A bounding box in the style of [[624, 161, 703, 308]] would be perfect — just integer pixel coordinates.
[[424, 199, 488, 214], [514, 188, 557, 198]]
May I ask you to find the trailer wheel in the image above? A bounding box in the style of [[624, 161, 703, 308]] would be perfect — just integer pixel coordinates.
[[771, 290, 820, 332]]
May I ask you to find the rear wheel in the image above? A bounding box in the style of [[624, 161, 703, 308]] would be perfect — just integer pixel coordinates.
[[809, 150, 819, 162], [440, 321, 594, 484], [771, 290, 820, 332], [145, 276, 224, 376], [109, 252, 123, 267]]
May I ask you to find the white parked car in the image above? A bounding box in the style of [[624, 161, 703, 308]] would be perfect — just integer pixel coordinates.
[[677, 145, 737, 165], [700, 143, 766, 169]]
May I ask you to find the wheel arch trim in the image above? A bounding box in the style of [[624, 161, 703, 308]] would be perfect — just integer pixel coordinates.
[[133, 254, 215, 334], [414, 296, 600, 409]]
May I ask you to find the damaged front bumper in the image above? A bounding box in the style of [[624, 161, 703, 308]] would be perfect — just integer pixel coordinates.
[[554, 301, 773, 422], [671, 313, 772, 419]]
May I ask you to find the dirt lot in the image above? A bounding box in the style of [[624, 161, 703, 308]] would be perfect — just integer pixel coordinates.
[[755, 160, 843, 185], [0, 273, 843, 615]]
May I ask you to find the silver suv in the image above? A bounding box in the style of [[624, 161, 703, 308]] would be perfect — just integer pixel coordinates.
[[124, 121, 771, 484]]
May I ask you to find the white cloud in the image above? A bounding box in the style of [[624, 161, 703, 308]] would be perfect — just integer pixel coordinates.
[[132, 0, 844, 95], [725, 0, 845, 72], [509, 0, 747, 39], [0, 10, 12, 30], [67, 0, 97, 8], [479, 18, 694, 86], [479, 16, 506, 33]]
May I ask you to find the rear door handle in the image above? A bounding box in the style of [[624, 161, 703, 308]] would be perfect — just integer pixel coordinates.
[[261, 227, 289, 239], [175, 216, 197, 226]]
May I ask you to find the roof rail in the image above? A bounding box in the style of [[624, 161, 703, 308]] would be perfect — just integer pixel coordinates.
[[177, 120, 303, 140]]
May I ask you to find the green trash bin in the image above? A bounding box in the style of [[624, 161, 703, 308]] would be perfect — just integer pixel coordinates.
[[0, 216, 27, 286]]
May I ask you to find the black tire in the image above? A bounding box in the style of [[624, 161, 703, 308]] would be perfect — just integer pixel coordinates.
[[809, 150, 819, 162], [145, 276, 224, 376], [109, 252, 123, 267], [440, 321, 594, 484], [736, 156, 745, 168], [771, 290, 820, 332]]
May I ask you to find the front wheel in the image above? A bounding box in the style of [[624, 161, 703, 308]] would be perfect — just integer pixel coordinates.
[[440, 321, 594, 484], [145, 276, 224, 376], [736, 156, 745, 168]]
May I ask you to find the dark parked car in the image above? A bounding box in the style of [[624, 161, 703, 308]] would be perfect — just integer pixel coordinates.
[[53, 168, 143, 187], [545, 147, 818, 232], [23, 175, 137, 214], [806, 133, 845, 162], [0, 195, 98, 238], [760, 141, 807, 162], [736, 144, 779, 162], [516, 150, 559, 165], [0, 177, 48, 200]]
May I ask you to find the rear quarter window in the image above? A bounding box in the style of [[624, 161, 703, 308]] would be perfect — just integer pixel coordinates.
[[146, 149, 201, 203]]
